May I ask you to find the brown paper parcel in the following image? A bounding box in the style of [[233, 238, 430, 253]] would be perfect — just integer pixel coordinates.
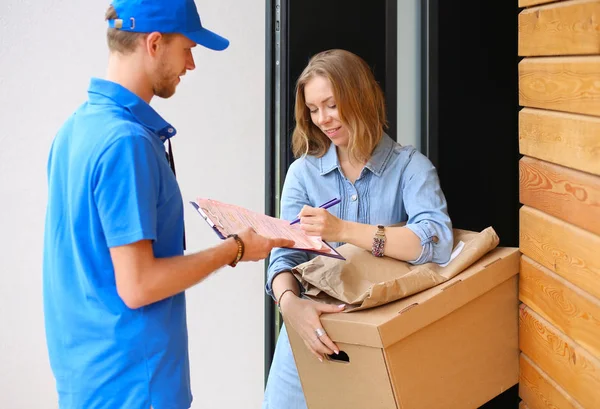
[[292, 227, 499, 311]]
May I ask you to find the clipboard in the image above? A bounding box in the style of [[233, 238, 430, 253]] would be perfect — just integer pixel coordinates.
[[189, 200, 345, 260]]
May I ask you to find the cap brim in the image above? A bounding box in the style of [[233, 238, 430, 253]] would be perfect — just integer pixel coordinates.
[[184, 28, 229, 51]]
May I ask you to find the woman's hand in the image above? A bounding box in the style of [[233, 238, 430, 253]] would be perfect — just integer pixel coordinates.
[[298, 205, 347, 242], [279, 294, 345, 362]]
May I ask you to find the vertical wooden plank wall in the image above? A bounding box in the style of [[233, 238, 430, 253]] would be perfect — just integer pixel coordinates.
[[518, 0, 600, 408]]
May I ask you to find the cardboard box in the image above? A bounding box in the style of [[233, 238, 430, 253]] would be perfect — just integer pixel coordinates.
[[287, 247, 520, 409]]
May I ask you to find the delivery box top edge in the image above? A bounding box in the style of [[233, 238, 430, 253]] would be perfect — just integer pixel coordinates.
[[321, 247, 520, 348]]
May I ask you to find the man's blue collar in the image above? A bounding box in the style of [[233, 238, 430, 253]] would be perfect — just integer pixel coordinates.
[[87, 78, 177, 141]]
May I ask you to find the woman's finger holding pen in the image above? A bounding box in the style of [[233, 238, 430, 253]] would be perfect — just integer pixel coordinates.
[[290, 205, 317, 225], [291, 199, 340, 225], [299, 208, 347, 242], [297, 204, 315, 218], [298, 204, 327, 219]]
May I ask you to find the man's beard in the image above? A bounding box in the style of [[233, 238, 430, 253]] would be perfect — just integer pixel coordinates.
[[153, 61, 178, 99]]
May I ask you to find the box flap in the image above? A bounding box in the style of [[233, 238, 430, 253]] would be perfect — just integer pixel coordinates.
[[321, 247, 520, 348]]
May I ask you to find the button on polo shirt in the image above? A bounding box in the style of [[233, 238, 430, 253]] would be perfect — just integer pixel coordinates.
[[43, 78, 192, 409]]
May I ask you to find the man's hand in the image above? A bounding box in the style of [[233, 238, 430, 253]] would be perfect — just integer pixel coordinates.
[[110, 230, 293, 309], [236, 228, 294, 262]]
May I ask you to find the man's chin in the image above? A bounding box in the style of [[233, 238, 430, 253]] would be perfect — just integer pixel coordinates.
[[154, 87, 177, 99]]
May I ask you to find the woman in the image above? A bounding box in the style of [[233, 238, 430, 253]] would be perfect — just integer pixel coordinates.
[[263, 49, 453, 409]]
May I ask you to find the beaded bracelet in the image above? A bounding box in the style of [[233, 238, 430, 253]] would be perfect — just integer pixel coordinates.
[[372, 225, 386, 257], [227, 234, 245, 267]]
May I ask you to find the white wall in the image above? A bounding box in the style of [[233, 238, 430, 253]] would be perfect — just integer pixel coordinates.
[[0, 1, 266, 408], [397, 0, 421, 151]]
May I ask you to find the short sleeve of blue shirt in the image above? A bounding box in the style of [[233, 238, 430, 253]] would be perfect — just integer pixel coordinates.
[[94, 135, 160, 247]]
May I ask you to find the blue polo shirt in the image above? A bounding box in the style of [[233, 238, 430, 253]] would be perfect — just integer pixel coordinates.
[[43, 78, 192, 409]]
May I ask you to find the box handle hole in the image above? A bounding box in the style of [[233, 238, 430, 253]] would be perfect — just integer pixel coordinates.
[[326, 350, 350, 364]]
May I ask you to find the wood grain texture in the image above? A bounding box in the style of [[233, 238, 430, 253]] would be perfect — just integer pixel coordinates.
[[519, 108, 600, 176], [519, 206, 600, 300], [519, 0, 600, 56], [520, 0, 568, 7], [520, 255, 600, 358], [519, 306, 600, 409], [520, 353, 584, 409], [519, 56, 600, 116], [520, 156, 600, 235]]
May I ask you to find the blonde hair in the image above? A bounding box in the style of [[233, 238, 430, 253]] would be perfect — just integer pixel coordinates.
[[104, 5, 174, 54], [104, 5, 146, 54], [292, 49, 387, 162]]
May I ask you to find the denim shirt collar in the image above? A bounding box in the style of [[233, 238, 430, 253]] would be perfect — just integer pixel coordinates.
[[319, 133, 395, 177], [87, 78, 177, 141]]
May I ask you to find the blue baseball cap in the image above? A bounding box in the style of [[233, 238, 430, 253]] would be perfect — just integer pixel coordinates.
[[108, 0, 229, 51]]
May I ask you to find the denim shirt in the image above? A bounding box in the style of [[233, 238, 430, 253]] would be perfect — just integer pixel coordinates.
[[265, 134, 453, 299]]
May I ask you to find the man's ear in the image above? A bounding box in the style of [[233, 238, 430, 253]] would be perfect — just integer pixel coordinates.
[[145, 32, 164, 57]]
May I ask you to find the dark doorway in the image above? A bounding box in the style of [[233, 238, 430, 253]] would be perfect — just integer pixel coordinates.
[[266, 0, 520, 406], [422, 0, 520, 249], [422, 0, 520, 407]]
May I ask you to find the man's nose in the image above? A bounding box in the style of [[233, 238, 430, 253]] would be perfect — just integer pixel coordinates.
[[186, 52, 196, 71]]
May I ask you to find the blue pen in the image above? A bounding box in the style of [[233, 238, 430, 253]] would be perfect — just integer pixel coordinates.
[[290, 198, 341, 225]]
